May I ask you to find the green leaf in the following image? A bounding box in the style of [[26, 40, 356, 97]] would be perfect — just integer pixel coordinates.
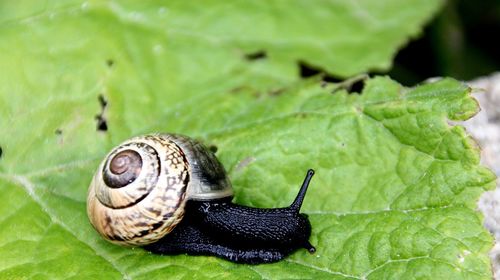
[[0, 0, 445, 85], [0, 1, 494, 279]]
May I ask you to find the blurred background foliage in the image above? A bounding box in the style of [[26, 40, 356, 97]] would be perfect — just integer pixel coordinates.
[[388, 0, 500, 85], [299, 0, 500, 86]]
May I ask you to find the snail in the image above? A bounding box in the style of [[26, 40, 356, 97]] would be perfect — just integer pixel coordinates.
[[87, 133, 316, 264]]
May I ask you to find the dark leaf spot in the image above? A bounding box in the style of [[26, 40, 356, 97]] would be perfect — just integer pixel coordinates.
[[106, 59, 115, 68], [268, 88, 285, 97], [0, 146, 2, 159], [230, 86, 248, 94], [55, 128, 63, 135], [244, 50, 267, 61], [98, 94, 108, 108], [229, 86, 262, 98], [296, 112, 308, 119]]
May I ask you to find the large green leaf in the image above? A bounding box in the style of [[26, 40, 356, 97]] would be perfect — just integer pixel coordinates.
[[0, 1, 494, 279]]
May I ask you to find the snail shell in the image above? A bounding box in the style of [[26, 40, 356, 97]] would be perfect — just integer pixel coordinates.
[[87, 134, 233, 246]]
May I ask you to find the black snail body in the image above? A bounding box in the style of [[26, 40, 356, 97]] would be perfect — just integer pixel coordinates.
[[87, 133, 315, 264]]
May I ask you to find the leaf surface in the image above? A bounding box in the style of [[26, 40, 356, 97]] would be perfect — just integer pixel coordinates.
[[0, 1, 494, 279]]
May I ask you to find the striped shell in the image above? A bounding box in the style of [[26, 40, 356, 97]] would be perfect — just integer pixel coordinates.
[[86, 134, 233, 246]]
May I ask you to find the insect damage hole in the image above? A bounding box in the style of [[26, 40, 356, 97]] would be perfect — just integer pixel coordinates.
[[0, 146, 3, 160], [298, 61, 368, 94], [95, 94, 108, 132], [298, 61, 342, 83], [244, 50, 267, 61], [329, 74, 368, 94]]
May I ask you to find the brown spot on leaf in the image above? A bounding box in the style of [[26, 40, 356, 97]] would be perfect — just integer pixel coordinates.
[[268, 88, 285, 97], [296, 112, 308, 119], [55, 129, 64, 145], [229, 86, 262, 99], [230, 85, 252, 94]]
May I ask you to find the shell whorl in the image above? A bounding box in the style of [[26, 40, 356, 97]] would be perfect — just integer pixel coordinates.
[[87, 135, 190, 246]]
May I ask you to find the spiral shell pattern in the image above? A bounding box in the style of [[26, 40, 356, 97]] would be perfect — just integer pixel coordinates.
[[87, 135, 189, 246]]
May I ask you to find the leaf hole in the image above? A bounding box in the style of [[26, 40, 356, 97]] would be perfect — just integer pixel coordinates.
[[244, 50, 267, 61], [347, 78, 366, 94], [95, 94, 109, 132], [0, 146, 2, 160], [96, 116, 108, 131], [330, 74, 369, 94], [298, 61, 368, 94], [298, 61, 342, 83], [98, 94, 108, 108]]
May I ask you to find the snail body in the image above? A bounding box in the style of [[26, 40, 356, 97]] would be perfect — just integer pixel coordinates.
[[87, 133, 315, 264]]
